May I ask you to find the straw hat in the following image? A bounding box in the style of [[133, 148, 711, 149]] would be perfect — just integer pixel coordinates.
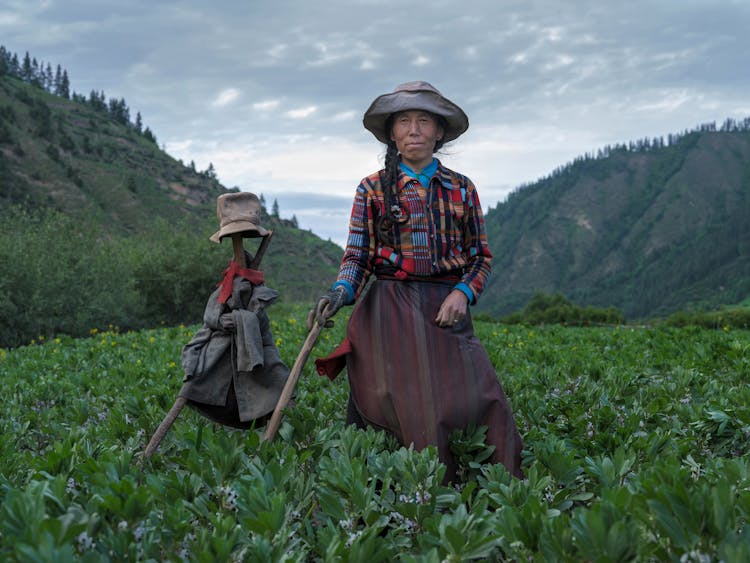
[[363, 81, 469, 144], [209, 192, 268, 243]]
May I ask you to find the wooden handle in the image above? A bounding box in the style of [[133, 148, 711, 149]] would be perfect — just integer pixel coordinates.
[[262, 322, 323, 442], [251, 231, 272, 269], [143, 397, 187, 458]]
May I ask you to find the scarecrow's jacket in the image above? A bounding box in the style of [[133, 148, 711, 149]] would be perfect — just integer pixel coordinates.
[[179, 275, 289, 423]]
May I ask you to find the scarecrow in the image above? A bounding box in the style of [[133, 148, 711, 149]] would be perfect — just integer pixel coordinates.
[[144, 192, 289, 457]]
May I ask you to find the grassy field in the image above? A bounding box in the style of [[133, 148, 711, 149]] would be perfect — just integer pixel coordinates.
[[1, 305, 749, 561]]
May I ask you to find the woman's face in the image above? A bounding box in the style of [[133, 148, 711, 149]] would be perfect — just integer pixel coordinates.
[[389, 110, 444, 171]]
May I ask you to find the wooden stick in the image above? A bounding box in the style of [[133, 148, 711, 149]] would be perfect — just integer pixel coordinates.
[[263, 321, 323, 442], [143, 397, 187, 458], [251, 231, 273, 269]]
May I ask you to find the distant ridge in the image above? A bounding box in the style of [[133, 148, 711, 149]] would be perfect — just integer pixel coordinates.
[[479, 121, 750, 319]]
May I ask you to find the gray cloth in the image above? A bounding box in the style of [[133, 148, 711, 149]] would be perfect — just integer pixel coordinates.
[[179, 276, 289, 424]]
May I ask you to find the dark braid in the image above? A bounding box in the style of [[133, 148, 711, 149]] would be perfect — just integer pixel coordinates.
[[376, 140, 400, 245]]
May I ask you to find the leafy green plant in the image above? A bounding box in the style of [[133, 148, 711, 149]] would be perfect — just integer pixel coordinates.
[[2, 316, 750, 559]]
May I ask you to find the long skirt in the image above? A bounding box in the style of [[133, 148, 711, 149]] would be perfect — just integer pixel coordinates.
[[342, 278, 523, 481]]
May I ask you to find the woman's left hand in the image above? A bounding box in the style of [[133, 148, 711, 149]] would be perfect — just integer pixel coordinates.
[[435, 289, 469, 327]]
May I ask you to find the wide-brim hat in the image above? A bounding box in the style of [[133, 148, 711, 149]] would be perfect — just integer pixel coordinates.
[[363, 81, 469, 144], [210, 192, 269, 243]]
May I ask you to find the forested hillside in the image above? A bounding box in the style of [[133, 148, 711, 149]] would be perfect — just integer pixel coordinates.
[[479, 122, 750, 320], [0, 45, 231, 231], [0, 46, 342, 347]]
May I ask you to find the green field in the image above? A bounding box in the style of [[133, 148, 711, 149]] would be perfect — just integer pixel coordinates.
[[1, 306, 749, 561]]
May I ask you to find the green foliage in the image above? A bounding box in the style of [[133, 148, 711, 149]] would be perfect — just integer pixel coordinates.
[[0, 206, 138, 348], [2, 315, 750, 559], [501, 290, 625, 326], [663, 306, 750, 330], [0, 206, 340, 347]]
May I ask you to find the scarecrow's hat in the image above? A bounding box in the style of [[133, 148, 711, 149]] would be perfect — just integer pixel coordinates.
[[209, 192, 269, 243]]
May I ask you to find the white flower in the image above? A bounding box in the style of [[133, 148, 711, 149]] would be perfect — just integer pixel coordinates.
[[345, 530, 363, 547], [338, 518, 352, 531], [77, 531, 95, 550]]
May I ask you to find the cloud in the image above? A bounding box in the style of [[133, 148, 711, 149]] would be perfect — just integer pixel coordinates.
[[633, 89, 694, 113], [412, 55, 430, 66], [0, 12, 21, 26], [285, 106, 318, 119], [212, 88, 241, 107], [253, 99, 280, 112], [332, 110, 357, 121]]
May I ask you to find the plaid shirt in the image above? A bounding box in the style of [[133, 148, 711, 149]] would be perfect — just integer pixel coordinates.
[[334, 160, 492, 304]]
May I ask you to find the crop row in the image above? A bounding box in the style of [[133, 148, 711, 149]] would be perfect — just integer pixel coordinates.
[[1, 306, 749, 561]]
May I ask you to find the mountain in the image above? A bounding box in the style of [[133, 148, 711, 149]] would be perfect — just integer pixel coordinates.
[[478, 123, 750, 320], [0, 71, 343, 305], [1, 71, 234, 231]]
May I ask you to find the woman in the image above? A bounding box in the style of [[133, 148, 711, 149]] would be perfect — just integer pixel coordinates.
[[312, 81, 523, 481]]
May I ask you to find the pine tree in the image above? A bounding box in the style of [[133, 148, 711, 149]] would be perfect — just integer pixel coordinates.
[[142, 127, 157, 144], [0, 47, 8, 76], [10, 53, 19, 75], [31, 57, 40, 86], [135, 112, 143, 133], [54, 65, 62, 94], [60, 70, 70, 99], [44, 63, 53, 92], [22, 52, 32, 82], [272, 198, 279, 217]]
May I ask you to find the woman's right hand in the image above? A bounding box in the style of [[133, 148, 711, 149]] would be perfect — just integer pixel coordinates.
[[307, 286, 348, 329]]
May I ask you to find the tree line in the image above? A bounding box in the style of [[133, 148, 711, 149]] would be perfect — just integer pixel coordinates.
[[0, 45, 157, 144], [494, 116, 750, 211]]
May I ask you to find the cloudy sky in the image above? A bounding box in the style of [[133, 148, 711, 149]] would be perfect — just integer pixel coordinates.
[[2, 0, 749, 246]]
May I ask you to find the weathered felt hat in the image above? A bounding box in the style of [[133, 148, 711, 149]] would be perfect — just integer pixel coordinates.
[[209, 192, 269, 243], [363, 80, 469, 144]]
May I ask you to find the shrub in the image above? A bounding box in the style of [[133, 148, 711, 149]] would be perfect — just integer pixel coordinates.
[[501, 290, 625, 326], [125, 220, 227, 327], [0, 206, 138, 347], [662, 307, 750, 330]]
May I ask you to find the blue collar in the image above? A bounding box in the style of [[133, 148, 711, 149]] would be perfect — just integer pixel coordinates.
[[399, 159, 438, 187]]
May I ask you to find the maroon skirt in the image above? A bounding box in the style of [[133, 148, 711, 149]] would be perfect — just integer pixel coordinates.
[[318, 278, 523, 480]]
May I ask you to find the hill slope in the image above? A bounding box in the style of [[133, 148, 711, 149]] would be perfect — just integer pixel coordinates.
[[0, 76, 227, 232], [0, 74, 343, 305], [479, 125, 750, 319]]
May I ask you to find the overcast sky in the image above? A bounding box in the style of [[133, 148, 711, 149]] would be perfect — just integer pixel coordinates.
[[2, 0, 749, 247]]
